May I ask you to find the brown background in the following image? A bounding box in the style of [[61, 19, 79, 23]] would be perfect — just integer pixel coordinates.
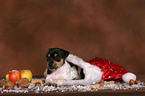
[[0, 0, 145, 78]]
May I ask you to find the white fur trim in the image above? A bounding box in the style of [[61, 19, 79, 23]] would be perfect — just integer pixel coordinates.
[[65, 54, 103, 85], [122, 72, 136, 83]]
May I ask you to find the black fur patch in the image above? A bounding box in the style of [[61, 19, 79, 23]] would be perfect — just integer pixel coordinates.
[[67, 61, 85, 79]]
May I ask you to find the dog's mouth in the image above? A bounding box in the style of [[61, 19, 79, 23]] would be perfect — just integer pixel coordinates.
[[48, 66, 58, 72]]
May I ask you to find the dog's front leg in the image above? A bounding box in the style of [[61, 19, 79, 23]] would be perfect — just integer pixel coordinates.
[[62, 79, 88, 85], [45, 75, 66, 86], [44, 68, 47, 78]]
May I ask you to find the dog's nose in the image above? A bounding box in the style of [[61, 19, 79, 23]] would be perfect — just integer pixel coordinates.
[[47, 59, 54, 68]]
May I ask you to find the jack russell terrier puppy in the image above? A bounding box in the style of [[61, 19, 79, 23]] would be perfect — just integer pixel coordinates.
[[44, 48, 137, 86]]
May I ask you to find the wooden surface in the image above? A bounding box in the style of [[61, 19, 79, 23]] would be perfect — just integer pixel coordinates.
[[0, 85, 145, 96], [0, 75, 145, 96]]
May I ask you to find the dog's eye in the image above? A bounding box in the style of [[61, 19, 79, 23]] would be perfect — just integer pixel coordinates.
[[48, 54, 50, 57], [54, 54, 57, 57], [47, 54, 50, 58]]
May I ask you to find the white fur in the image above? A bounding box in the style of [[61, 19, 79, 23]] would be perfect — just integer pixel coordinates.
[[45, 54, 103, 86], [45, 60, 79, 85], [122, 72, 136, 83]]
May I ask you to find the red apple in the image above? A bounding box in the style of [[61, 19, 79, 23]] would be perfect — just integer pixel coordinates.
[[6, 70, 21, 84]]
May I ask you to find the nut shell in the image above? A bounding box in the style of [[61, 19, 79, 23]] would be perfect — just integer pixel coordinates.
[[0, 79, 8, 86], [5, 81, 15, 90], [31, 79, 43, 84], [17, 78, 30, 88], [104, 81, 115, 85], [129, 79, 135, 85], [92, 84, 100, 89], [0, 80, 14, 90]]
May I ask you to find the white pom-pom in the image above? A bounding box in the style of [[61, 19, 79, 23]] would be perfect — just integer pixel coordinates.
[[122, 72, 136, 83]]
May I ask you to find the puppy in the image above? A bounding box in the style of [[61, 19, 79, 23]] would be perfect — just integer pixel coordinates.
[[44, 48, 137, 86], [44, 48, 85, 85]]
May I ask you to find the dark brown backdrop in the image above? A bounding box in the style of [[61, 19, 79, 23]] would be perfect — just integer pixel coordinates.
[[0, 0, 145, 78]]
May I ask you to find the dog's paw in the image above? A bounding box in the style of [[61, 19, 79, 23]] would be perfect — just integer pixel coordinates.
[[45, 80, 65, 86], [52, 80, 65, 86], [45, 82, 57, 87]]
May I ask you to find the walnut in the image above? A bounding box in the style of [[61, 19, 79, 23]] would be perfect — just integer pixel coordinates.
[[0, 79, 7, 86], [0, 80, 15, 90], [5, 81, 15, 90], [129, 79, 135, 85], [16, 78, 30, 88]]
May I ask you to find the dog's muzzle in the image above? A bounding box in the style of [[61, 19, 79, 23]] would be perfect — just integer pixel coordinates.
[[47, 58, 58, 69]]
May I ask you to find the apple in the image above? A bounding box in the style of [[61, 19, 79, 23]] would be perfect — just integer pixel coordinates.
[[20, 70, 33, 82], [6, 70, 21, 84]]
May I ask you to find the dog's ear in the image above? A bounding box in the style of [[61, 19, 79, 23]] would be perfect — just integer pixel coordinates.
[[48, 48, 55, 53], [60, 48, 70, 60]]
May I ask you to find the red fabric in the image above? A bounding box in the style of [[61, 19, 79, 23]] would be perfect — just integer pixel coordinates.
[[88, 57, 128, 81]]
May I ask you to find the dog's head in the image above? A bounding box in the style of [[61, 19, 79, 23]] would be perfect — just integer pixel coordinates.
[[46, 48, 70, 72]]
